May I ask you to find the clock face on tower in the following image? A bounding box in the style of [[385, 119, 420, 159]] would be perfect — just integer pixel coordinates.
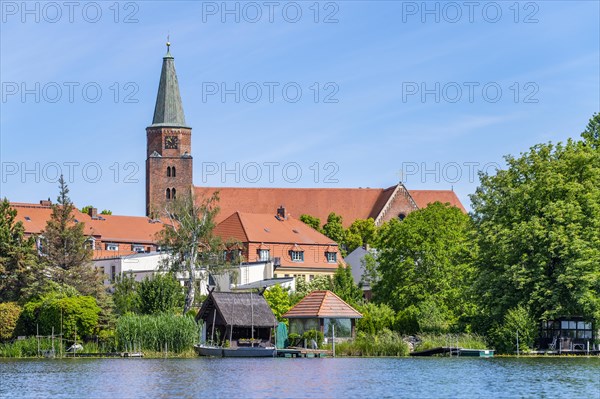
[[164, 136, 179, 149]]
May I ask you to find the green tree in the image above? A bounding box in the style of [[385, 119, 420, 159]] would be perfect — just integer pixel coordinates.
[[581, 112, 599, 148], [0, 199, 40, 302], [0, 302, 22, 341], [373, 202, 478, 334], [471, 119, 600, 331], [292, 275, 334, 304], [299, 214, 322, 232], [40, 176, 101, 297], [112, 272, 139, 315], [80, 205, 112, 215], [158, 191, 232, 314], [263, 284, 292, 323], [18, 292, 100, 340], [356, 302, 396, 335], [332, 264, 363, 306], [489, 306, 537, 354], [137, 273, 184, 315], [346, 218, 377, 253]]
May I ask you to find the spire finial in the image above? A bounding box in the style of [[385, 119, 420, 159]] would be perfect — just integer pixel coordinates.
[[166, 35, 171, 52]]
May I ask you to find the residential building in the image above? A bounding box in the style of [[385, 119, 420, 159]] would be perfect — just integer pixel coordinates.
[[214, 206, 344, 284]]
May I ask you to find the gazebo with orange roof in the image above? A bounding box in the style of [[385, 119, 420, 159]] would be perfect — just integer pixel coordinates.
[[283, 290, 362, 340]]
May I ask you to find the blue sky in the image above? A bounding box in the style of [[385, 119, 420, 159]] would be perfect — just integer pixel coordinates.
[[1, 1, 599, 216]]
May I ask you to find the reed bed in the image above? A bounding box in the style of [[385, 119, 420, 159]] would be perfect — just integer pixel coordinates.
[[334, 329, 410, 357], [115, 313, 199, 353]]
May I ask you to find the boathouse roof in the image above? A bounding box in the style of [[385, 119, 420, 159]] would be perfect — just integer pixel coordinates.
[[196, 291, 277, 328], [283, 290, 362, 319]]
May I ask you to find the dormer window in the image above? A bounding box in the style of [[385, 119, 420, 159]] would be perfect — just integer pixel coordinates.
[[132, 244, 145, 253], [258, 249, 270, 261], [106, 243, 119, 251], [86, 237, 96, 250], [290, 250, 304, 262], [326, 252, 337, 263]]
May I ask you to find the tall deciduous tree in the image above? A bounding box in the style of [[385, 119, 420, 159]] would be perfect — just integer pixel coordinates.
[[0, 199, 40, 302], [158, 191, 230, 314], [299, 214, 322, 232], [137, 273, 184, 315], [332, 264, 363, 306], [373, 202, 478, 333], [346, 218, 377, 253], [471, 115, 600, 329]]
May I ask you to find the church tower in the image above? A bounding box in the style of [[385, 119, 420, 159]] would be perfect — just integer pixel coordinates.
[[146, 42, 193, 216]]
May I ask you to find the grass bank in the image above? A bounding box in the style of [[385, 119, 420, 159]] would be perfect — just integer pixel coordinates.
[[414, 333, 488, 351]]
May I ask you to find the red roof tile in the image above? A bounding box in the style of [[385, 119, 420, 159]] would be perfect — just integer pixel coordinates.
[[11, 202, 166, 245], [408, 190, 466, 212], [283, 290, 362, 319], [215, 212, 337, 245], [196, 186, 391, 228]]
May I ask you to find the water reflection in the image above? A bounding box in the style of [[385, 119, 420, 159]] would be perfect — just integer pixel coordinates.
[[0, 357, 598, 398]]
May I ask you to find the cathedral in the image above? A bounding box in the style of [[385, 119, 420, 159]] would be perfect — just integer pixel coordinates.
[[146, 44, 465, 226]]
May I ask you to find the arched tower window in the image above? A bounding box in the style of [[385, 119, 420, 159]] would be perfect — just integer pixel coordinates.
[[172, 166, 176, 177], [166, 188, 171, 200], [167, 166, 171, 177], [172, 188, 176, 199]]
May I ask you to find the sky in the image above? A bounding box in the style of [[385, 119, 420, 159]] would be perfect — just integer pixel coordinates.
[[1, 1, 599, 216]]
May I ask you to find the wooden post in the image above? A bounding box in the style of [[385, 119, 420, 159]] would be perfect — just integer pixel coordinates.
[[332, 324, 335, 358], [36, 324, 40, 357]]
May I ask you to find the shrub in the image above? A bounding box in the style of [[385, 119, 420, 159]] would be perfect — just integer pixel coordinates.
[[356, 302, 396, 335], [0, 302, 22, 341], [137, 273, 184, 315], [302, 330, 324, 348], [16, 294, 100, 340], [489, 306, 537, 354]]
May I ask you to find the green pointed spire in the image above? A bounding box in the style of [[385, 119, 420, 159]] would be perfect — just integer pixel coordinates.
[[150, 41, 188, 128]]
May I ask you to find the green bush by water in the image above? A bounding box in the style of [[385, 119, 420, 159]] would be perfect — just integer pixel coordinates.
[[115, 313, 199, 353], [0, 337, 56, 358], [334, 329, 410, 357], [415, 333, 488, 351]]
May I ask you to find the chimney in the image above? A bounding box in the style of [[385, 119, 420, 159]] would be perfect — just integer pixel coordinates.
[[39, 199, 52, 207], [88, 207, 98, 219], [276, 205, 286, 220]]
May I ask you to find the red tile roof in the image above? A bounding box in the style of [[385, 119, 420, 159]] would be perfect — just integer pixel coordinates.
[[196, 186, 465, 227], [283, 290, 362, 319], [409, 190, 466, 212], [215, 212, 337, 246], [10, 202, 166, 259], [196, 186, 390, 228]]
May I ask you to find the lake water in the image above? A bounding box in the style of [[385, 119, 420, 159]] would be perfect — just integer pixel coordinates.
[[1, 357, 598, 398]]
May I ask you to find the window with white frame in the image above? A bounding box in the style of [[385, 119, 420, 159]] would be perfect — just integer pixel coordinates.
[[290, 250, 304, 262], [132, 244, 145, 253], [106, 243, 119, 251], [326, 252, 337, 263], [259, 249, 270, 261]]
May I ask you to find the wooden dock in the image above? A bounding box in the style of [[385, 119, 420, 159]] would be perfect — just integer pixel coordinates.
[[410, 346, 461, 357], [277, 347, 331, 358]]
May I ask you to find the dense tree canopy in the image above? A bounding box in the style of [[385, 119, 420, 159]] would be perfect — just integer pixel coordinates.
[[373, 202, 478, 333], [471, 114, 600, 328], [0, 199, 39, 303]]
